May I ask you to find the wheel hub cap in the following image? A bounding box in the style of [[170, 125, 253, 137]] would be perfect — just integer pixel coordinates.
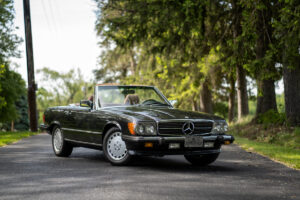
[[53, 129, 63, 152], [107, 132, 127, 161]]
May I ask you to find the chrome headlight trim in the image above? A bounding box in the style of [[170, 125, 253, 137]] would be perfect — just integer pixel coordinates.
[[211, 120, 228, 134], [135, 122, 157, 136]]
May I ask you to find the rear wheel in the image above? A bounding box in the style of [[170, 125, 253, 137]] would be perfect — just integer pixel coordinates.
[[103, 127, 131, 166], [184, 153, 219, 166], [52, 126, 73, 157]]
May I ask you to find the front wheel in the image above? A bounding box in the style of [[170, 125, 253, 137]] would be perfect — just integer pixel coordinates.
[[52, 126, 73, 157], [184, 153, 219, 166], [103, 127, 131, 166]]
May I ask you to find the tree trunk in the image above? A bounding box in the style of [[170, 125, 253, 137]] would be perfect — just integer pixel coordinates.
[[199, 78, 213, 114], [232, 0, 248, 120], [236, 65, 249, 119], [283, 61, 300, 126], [255, 2, 277, 116], [256, 79, 277, 115], [11, 121, 14, 132], [192, 99, 198, 111], [228, 75, 235, 122]]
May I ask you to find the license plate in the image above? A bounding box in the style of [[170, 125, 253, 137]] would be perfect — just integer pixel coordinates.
[[184, 135, 203, 148]]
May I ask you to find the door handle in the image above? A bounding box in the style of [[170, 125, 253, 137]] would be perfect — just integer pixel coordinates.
[[64, 111, 71, 115]]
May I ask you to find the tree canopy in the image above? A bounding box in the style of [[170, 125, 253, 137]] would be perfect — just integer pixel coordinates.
[[94, 0, 300, 125]]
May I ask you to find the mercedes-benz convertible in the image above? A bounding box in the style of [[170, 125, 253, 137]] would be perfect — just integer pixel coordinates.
[[40, 84, 234, 165]]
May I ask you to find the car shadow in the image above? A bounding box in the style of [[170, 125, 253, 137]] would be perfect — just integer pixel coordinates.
[[129, 155, 237, 173], [69, 149, 237, 173]]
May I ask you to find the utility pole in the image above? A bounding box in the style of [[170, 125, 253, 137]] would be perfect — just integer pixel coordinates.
[[23, 0, 38, 132]]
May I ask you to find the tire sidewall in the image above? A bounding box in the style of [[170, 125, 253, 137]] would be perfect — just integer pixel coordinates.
[[52, 126, 66, 156], [103, 127, 131, 165]]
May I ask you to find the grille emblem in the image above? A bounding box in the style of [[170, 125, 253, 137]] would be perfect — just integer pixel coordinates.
[[182, 121, 195, 135]]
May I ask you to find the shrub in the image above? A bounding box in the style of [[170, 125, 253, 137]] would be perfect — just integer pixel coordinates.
[[257, 109, 286, 126]]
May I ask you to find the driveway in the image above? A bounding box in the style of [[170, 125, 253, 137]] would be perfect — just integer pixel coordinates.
[[0, 133, 299, 200]]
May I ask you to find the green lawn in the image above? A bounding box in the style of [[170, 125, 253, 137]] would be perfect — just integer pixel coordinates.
[[0, 131, 39, 147], [234, 136, 300, 169]]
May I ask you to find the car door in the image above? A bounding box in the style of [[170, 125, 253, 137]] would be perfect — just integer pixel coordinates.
[[60, 108, 77, 140], [71, 107, 93, 143], [86, 109, 108, 144]]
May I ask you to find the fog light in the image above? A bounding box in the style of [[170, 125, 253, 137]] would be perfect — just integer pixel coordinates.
[[144, 142, 153, 148], [204, 142, 214, 148], [169, 143, 180, 149], [224, 141, 231, 145]]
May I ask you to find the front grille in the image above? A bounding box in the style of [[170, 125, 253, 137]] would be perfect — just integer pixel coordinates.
[[158, 121, 213, 135]]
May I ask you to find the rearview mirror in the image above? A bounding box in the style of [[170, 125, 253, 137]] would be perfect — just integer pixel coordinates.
[[169, 100, 178, 107], [80, 100, 92, 108]]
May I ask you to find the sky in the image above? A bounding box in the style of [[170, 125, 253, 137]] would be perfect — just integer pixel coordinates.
[[11, 0, 101, 85]]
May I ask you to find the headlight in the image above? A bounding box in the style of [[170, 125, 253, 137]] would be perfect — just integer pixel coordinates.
[[137, 124, 145, 134], [128, 122, 157, 136], [145, 125, 155, 134], [212, 120, 228, 134]]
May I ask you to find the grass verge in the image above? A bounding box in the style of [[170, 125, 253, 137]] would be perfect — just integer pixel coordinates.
[[234, 136, 300, 169], [229, 116, 300, 170], [0, 131, 40, 147]]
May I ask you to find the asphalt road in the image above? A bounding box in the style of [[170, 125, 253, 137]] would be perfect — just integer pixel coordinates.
[[0, 133, 299, 200]]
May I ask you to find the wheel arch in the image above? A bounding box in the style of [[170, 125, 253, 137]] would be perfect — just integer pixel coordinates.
[[48, 121, 61, 134], [102, 121, 122, 140]]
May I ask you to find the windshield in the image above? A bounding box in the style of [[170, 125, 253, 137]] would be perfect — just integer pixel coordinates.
[[97, 86, 170, 107]]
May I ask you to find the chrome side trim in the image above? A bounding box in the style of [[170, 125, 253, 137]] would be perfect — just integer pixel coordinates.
[[62, 128, 102, 135], [158, 119, 214, 123], [159, 127, 181, 130], [64, 138, 102, 147]]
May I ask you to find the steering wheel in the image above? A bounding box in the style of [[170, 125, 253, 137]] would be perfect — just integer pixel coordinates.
[[141, 99, 159, 105]]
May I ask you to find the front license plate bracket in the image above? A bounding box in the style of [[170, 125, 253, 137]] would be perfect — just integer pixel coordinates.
[[184, 135, 203, 148]]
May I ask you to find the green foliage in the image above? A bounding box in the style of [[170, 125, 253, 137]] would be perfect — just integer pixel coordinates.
[[14, 95, 29, 131], [0, 64, 26, 122], [37, 68, 94, 124], [213, 102, 228, 119], [276, 93, 285, 113], [0, 0, 22, 60], [230, 121, 300, 169], [257, 109, 286, 126], [94, 0, 300, 125], [234, 136, 300, 169], [0, 131, 39, 147]]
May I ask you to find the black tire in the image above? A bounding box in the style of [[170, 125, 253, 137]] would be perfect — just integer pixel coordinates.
[[184, 153, 219, 166], [52, 126, 73, 157], [103, 127, 131, 166]]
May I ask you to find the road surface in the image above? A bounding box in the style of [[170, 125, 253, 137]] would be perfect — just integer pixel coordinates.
[[0, 133, 299, 200]]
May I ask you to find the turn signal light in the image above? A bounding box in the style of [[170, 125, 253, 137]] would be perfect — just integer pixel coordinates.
[[144, 142, 153, 148], [224, 140, 231, 145], [128, 122, 135, 135]]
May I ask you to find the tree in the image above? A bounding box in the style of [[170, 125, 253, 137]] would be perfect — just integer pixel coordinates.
[[14, 94, 29, 131], [95, 0, 229, 112], [94, 0, 299, 125], [0, 0, 21, 61], [274, 0, 300, 125], [0, 64, 26, 123], [0, 0, 24, 128], [37, 68, 94, 123]]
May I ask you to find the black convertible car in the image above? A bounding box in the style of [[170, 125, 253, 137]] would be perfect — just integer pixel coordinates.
[[40, 84, 234, 165]]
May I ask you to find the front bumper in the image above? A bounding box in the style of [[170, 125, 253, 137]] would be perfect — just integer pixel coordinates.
[[122, 134, 234, 156], [39, 124, 51, 134]]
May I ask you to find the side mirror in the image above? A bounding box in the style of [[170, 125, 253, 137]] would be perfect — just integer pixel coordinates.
[[169, 99, 178, 107], [80, 100, 92, 108]]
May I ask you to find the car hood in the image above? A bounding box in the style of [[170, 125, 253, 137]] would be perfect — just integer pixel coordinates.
[[104, 106, 224, 122]]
